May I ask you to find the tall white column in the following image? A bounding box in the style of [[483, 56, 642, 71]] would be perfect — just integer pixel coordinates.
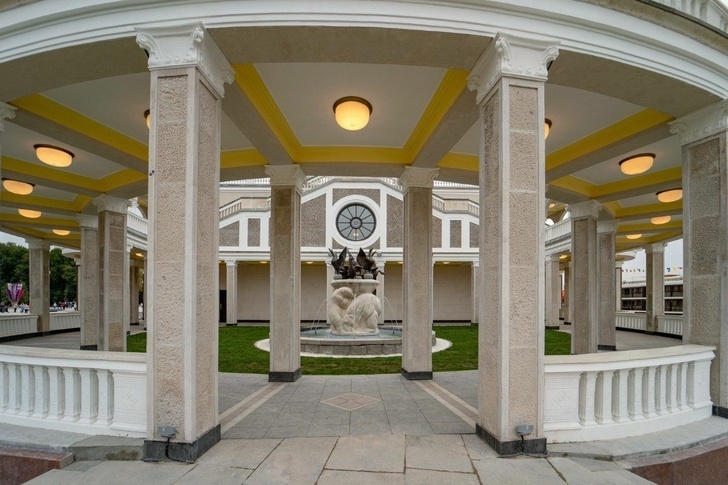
[[468, 33, 558, 455], [130, 262, 139, 326], [564, 262, 572, 325], [94, 195, 129, 352], [400, 166, 438, 380], [569, 200, 601, 354], [27, 239, 50, 334], [615, 262, 623, 312], [471, 261, 479, 324], [137, 23, 233, 460], [142, 258, 147, 327], [671, 100, 728, 416], [597, 220, 617, 350], [545, 255, 561, 329], [377, 261, 386, 324], [266, 164, 305, 382], [225, 260, 238, 326], [78, 214, 99, 349], [645, 243, 665, 334], [326, 263, 334, 325], [124, 244, 131, 337]]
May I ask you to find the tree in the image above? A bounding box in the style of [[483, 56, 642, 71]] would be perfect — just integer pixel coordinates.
[[49, 247, 77, 303], [0, 243, 29, 304], [0, 243, 77, 306]]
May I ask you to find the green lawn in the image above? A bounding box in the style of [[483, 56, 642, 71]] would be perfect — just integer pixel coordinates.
[[127, 326, 571, 375]]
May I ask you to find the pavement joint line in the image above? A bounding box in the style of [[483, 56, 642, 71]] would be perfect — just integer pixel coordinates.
[[219, 382, 283, 421], [220, 383, 286, 434], [414, 380, 476, 428], [420, 380, 478, 422]]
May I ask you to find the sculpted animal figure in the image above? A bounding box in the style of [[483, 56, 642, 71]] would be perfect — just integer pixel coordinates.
[[328, 287, 355, 334], [350, 293, 382, 333]]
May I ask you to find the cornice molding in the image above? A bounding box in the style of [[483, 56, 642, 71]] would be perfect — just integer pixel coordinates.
[[468, 33, 560, 104], [93, 195, 130, 215], [0, 101, 16, 131], [645, 242, 666, 254], [265, 164, 306, 189], [669, 99, 728, 145], [400, 166, 439, 191], [135, 22, 234, 97], [597, 220, 619, 234], [77, 214, 98, 229], [26, 238, 50, 251], [568, 200, 602, 219]]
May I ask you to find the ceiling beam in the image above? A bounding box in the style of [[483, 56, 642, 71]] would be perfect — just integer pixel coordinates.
[[2, 156, 104, 197], [615, 201, 682, 222], [0, 192, 87, 217], [617, 220, 682, 234], [594, 167, 682, 202]]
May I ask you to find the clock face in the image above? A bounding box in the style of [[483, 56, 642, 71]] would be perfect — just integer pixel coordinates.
[[336, 203, 376, 241]]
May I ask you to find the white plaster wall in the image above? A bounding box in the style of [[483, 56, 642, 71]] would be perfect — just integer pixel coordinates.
[[238, 263, 270, 321], [433, 264, 472, 321], [383, 264, 403, 321], [301, 264, 327, 321]]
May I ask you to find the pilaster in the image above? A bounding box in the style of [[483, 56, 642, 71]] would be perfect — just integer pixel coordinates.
[[545, 255, 561, 329], [597, 220, 617, 351], [137, 22, 232, 461], [225, 260, 238, 326], [471, 261, 479, 324], [27, 239, 50, 335], [400, 166, 438, 381], [468, 32, 558, 455], [266, 164, 304, 383], [645, 243, 665, 334], [78, 214, 99, 350]]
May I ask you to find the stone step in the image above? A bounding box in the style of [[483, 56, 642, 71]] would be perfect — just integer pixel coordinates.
[[0, 445, 74, 485], [68, 436, 145, 461]]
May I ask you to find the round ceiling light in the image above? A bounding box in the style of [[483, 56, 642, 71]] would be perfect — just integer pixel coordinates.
[[656, 188, 683, 203], [619, 153, 654, 175], [559, 254, 568, 260], [544, 119, 552, 140], [34, 144, 74, 167], [626, 234, 642, 240], [651, 215, 671, 225], [2, 178, 34, 195], [52, 229, 70, 236], [144, 109, 151, 129], [18, 208, 41, 219], [333, 97, 372, 131]]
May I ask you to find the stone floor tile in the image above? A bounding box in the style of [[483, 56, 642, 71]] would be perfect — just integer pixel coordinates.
[[428, 421, 475, 434], [281, 402, 319, 415], [317, 470, 405, 485], [404, 468, 480, 485], [312, 410, 351, 425], [569, 457, 625, 472], [405, 435, 472, 473], [234, 412, 279, 428], [63, 460, 102, 472], [65, 461, 195, 485], [472, 456, 564, 485], [350, 421, 392, 435], [273, 413, 314, 427], [592, 470, 656, 484], [547, 457, 614, 485], [327, 434, 405, 472], [25, 469, 84, 484], [389, 422, 434, 435], [265, 425, 311, 438], [173, 464, 252, 484], [244, 437, 337, 485], [461, 434, 499, 460], [350, 412, 390, 426], [307, 424, 351, 437], [420, 409, 470, 424], [385, 412, 428, 424], [222, 426, 270, 439], [197, 438, 281, 469]]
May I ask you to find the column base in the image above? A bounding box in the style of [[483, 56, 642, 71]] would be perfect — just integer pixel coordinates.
[[143, 424, 220, 462], [80, 345, 98, 351], [598, 344, 616, 351], [401, 369, 433, 380], [476, 424, 547, 456], [713, 406, 728, 419], [269, 368, 301, 382]]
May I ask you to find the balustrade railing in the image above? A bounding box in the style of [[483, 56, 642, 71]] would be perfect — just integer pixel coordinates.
[[0, 346, 146, 437], [0, 314, 37, 338], [615, 311, 647, 332], [127, 211, 148, 235], [657, 314, 684, 336], [649, 0, 728, 33], [545, 219, 571, 244], [544, 345, 714, 442]]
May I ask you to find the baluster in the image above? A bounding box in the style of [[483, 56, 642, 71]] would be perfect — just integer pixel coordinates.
[[655, 365, 668, 415], [596, 370, 615, 424], [579, 371, 598, 427], [628, 366, 645, 420], [643, 366, 658, 418], [612, 369, 630, 422], [0, 362, 7, 412], [78, 368, 98, 424], [667, 363, 679, 413], [33, 365, 49, 418], [678, 362, 688, 410], [7, 363, 21, 414], [19, 364, 35, 417], [97, 369, 113, 426], [47, 366, 64, 420], [62, 367, 80, 422]]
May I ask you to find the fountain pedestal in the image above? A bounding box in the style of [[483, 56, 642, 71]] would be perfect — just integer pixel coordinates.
[[328, 279, 381, 335]]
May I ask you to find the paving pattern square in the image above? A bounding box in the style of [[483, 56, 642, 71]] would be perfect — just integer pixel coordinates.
[[322, 392, 382, 411]]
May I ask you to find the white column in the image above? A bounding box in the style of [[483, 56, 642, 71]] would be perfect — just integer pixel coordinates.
[[78, 214, 99, 349], [671, 99, 728, 416], [468, 33, 558, 455], [94, 195, 129, 352], [137, 22, 233, 459], [545, 255, 560, 329], [225, 260, 238, 326], [326, 263, 334, 325], [266, 164, 305, 382], [569, 200, 601, 354], [615, 261, 624, 312], [377, 261, 386, 324], [564, 262, 572, 325], [27, 239, 51, 334], [400, 166, 438, 380], [645, 243, 665, 334], [124, 244, 131, 336], [130, 262, 139, 326], [597, 220, 617, 351], [471, 261, 479, 324]]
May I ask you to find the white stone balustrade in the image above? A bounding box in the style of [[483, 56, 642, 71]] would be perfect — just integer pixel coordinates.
[[0, 345, 146, 437], [545, 219, 571, 243], [651, 0, 728, 33], [657, 314, 684, 336], [126, 211, 148, 235], [0, 314, 37, 338], [544, 345, 714, 442], [615, 311, 647, 332], [50, 311, 81, 332]]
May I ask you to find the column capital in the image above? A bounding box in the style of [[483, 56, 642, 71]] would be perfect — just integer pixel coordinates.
[[546, 254, 561, 263], [597, 220, 619, 234], [135, 22, 234, 97], [568, 200, 602, 220], [26, 238, 50, 251], [669, 99, 728, 146], [225, 260, 239, 267], [615, 260, 624, 268], [645, 242, 666, 254], [77, 214, 98, 229], [265, 164, 306, 189], [467, 33, 560, 104], [93, 195, 130, 214], [0, 101, 16, 131], [399, 166, 438, 192], [471, 261, 479, 268]]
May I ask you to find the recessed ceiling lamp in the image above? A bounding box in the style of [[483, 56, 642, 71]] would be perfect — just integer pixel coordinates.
[[544, 119, 552, 139], [619, 153, 654, 175], [548, 202, 556, 208], [52, 229, 70, 236], [34, 144, 74, 167], [626, 234, 642, 240], [656, 188, 683, 203], [306, 261, 313, 264], [559, 255, 568, 260], [135, 252, 143, 257], [651, 215, 671, 225], [18, 208, 41, 218], [2, 178, 34, 195], [260, 261, 268, 264], [333, 97, 372, 131], [442, 261, 450, 265], [144, 109, 151, 129]]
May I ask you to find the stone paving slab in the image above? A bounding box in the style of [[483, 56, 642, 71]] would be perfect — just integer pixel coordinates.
[[404, 468, 481, 484], [197, 438, 280, 469], [318, 469, 405, 485], [244, 436, 337, 485], [472, 455, 565, 485], [405, 434, 473, 473], [173, 463, 252, 484], [326, 434, 405, 472]]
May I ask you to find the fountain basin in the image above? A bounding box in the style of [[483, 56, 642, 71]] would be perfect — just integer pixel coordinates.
[[300, 326, 436, 356]]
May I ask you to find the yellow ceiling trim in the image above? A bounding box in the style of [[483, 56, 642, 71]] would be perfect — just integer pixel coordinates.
[[437, 153, 478, 171], [11, 95, 149, 162], [0, 192, 85, 211], [548, 175, 595, 197], [0, 214, 79, 228], [98, 169, 146, 191], [545, 109, 673, 172], [402, 70, 469, 159], [233, 64, 302, 158], [221, 149, 267, 168], [617, 220, 682, 233], [617, 230, 682, 251], [75, 195, 93, 212], [593, 167, 682, 198], [2, 156, 102, 192], [602, 201, 621, 217], [615, 201, 682, 218]]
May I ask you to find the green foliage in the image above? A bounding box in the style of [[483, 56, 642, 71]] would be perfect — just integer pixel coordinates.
[[0, 243, 29, 304], [127, 326, 573, 374], [0, 243, 77, 306], [49, 247, 77, 303]]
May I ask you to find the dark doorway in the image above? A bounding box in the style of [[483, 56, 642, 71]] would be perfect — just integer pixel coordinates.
[[219, 290, 227, 323]]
